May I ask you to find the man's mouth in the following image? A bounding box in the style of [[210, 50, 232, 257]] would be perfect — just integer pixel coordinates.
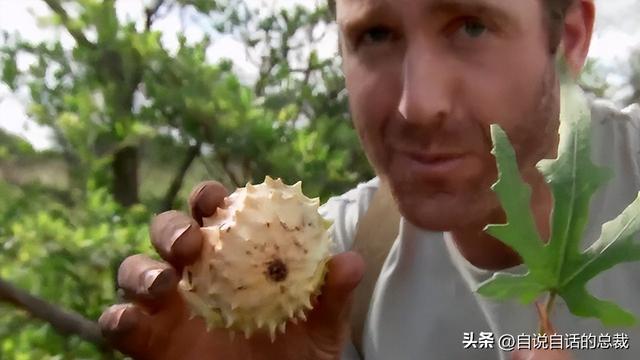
[[395, 149, 469, 177]]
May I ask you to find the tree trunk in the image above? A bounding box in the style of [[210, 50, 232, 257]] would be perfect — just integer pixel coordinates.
[[160, 142, 201, 212], [112, 145, 139, 207]]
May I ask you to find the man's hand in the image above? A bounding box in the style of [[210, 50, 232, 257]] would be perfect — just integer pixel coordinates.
[[99, 181, 365, 360]]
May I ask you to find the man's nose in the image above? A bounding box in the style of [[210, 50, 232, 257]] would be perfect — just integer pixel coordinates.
[[397, 47, 454, 127]]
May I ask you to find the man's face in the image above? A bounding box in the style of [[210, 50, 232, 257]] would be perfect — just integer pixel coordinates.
[[337, 0, 562, 231]]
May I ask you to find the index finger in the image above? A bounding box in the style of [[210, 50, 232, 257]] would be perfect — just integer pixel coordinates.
[[188, 180, 229, 226], [150, 211, 202, 270]]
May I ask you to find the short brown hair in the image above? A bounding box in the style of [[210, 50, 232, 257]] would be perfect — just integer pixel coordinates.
[[327, 0, 575, 53], [543, 0, 575, 52]]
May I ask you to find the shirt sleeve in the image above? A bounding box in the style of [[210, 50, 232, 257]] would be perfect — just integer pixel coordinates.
[[591, 100, 640, 190], [621, 103, 640, 169], [317, 178, 379, 360], [318, 177, 380, 254]]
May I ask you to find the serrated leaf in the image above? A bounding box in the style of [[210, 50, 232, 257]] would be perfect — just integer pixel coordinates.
[[476, 272, 546, 304], [484, 125, 549, 279], [559, 193, 640, 325], [477, 59, 640, 327]]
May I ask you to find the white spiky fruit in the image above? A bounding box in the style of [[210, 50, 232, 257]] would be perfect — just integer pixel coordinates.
[[178, 176, 332, 341]]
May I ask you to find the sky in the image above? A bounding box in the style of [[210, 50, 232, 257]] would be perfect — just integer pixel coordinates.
[[0, 0, 639, 150]]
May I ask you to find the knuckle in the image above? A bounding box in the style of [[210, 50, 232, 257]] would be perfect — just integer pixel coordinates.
[[98, 304, 129, 333], [189, 181, 210, 200], [119, 254, 143, 274], [117, 254, 149, 287], [151, 212, 191, 243], [155, 210, 183, 225], [120, 254, 146, 268]]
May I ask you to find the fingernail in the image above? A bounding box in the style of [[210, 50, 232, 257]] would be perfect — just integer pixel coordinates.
[[197, 184, 225, 216], [144, 268, 175, 296], [194, 183, 208, 197], [102, 305, 137, 335], [190, 184, 209, 209], [117, 306, 138, 331], [169, 223, 192, 253], [143, 269, 163, 294]]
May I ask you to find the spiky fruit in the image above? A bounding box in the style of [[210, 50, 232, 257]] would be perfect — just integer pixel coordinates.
[[178, 176, 332, 341]]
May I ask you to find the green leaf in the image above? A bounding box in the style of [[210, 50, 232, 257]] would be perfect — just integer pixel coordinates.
[[559, 193, 640, 325], [476, 272, 547, 304], [484, 125, 548, 277], [1, 48, 19, 89], [477, 60, 640, 327]]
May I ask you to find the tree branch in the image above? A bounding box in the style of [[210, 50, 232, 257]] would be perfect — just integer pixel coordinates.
[[254, 50, 276, 98], [159, 140, 201, 212], [42, 0, 96, 49], [218, 156, 243, 188], [198, 121, 244, 188], [0, 277, 108, 350], [145, 0, 166, 30]]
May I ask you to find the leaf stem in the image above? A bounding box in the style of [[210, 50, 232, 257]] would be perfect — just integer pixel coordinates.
[[545, 292, 557, 316], [537, 291, 557, 334]]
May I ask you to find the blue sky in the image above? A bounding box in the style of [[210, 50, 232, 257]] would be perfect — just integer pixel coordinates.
[[1, 0, 639, 149]]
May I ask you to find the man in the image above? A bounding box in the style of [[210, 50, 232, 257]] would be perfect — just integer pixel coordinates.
[[98, 0, 640, 359]]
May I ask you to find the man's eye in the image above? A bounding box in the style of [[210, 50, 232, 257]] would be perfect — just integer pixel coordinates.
[[361, 26, 393, 45], [460, 18, 487, 38]]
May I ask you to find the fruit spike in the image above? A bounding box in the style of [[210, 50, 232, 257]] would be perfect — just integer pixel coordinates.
[[305, 298, 314, 310], [268, 322, 278, 342], [178, 176, 333, 341], [286, 305, 295, 319]]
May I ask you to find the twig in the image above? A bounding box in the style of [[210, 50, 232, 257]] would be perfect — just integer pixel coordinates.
[[159, 141, 201, 212], [216, 152, 242, 188], [145, 0, 166, 30], [198, 121, 243, 188], [42, 0, 96, 49]]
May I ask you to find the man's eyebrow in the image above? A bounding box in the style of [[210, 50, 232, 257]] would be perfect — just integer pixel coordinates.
[[337, 1, 390, 35], [338, 0, 516, 34], [425, 0, 515, 27]]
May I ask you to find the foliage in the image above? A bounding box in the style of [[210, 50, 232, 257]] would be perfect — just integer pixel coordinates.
[[578, 58, 610, 99], [477, 61, 640, 329], [0, 0, 372, 358], [1, 180, 148, 359], [0, 129, 37, 160]]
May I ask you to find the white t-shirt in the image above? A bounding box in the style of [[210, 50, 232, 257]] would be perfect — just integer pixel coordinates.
[[320, 100, 640, 360]]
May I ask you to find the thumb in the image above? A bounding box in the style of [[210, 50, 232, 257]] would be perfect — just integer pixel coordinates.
[[306, 251, 365, 339]]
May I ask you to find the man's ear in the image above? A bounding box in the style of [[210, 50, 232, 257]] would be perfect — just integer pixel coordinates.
[[560, 0, 595, 76]]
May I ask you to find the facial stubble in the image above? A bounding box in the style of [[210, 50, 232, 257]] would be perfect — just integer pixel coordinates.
[[386, 59, 561, 232]]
